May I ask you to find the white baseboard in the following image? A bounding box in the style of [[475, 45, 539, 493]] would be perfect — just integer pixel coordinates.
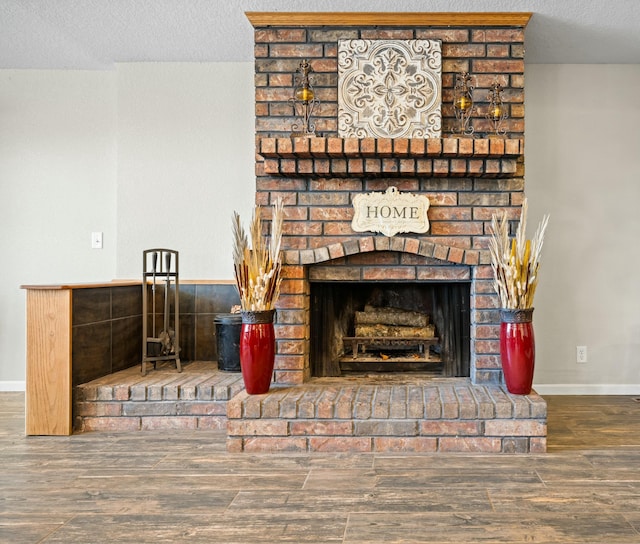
[[534, 384, 640, 395], [0, 381, 25, 392]]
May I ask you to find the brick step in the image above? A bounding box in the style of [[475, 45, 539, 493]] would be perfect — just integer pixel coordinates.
[[227, 378, 547, 454], [73, 362, 244, 432]]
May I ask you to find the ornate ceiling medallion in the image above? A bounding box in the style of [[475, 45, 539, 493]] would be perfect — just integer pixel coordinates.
[[338, 39, 442, 139]]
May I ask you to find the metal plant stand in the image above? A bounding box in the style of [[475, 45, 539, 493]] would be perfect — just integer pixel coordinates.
[[141, 249, 181, 376]]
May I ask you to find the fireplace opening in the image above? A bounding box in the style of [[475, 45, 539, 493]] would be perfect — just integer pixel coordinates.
[[310, 282, 470, 377]]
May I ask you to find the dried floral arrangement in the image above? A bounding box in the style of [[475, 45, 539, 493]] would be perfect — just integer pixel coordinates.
[[232, 199, 284, 312], [488, 198, 550, 310]]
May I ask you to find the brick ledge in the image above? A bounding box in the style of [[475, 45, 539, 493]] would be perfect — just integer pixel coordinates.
[[259, 136, 523, 159], [259, 137, 523, 179]]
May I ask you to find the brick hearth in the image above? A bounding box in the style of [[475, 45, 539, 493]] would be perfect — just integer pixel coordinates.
[[73, 364, 547, 454], [227, 377, 546, 453]]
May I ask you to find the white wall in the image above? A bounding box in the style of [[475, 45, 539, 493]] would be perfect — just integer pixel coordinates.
[[0, 70, 117, 387], [0, 63, 255, 389], [116, 63, 255, 280], [527, 64, 640, 394], [1, 62, 639, 393]]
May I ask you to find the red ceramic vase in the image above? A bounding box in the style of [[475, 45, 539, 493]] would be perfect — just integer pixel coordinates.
[[500, 308, 535, 395], [239, 310, 275, 395]]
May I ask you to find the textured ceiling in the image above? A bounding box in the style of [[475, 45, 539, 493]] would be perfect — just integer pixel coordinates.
[[1, 0, 639, 69]]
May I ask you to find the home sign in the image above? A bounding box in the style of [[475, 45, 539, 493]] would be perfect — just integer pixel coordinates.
[[351, 186, 430, 237]]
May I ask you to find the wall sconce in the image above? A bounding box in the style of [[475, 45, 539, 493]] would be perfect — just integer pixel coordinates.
[[452, 71, 475, 137], [486, 81, 508, 137], [290, 59, 320, 138]]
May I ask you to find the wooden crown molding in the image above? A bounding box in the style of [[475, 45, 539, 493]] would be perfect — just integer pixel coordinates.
[[245, 12, 532, 28]]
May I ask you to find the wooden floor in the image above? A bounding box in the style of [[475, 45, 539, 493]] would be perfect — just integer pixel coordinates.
[[1, 393, 639, 543]]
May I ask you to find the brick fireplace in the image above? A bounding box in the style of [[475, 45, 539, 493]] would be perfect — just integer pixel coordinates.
[[249, 12, 528, 386], [227, 12, 547, 453]]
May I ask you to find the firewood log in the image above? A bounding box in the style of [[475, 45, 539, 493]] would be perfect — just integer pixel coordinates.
[[355, 306, 429, 327]]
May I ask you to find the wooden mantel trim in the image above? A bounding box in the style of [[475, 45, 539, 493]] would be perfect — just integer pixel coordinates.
[[245, 12, 532, 28]]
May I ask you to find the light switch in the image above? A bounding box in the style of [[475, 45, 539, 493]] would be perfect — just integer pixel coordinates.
[[91, 232, 103, 249]]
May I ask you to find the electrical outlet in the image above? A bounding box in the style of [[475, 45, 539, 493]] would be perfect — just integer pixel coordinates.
[[576, 345, 587, 364], [91, 232, 103, 249]]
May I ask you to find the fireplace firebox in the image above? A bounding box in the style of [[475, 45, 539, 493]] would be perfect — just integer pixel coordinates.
[[310, 280, 470, 377]]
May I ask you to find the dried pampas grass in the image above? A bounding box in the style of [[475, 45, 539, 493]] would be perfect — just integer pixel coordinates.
[[488, 198, 549, 310], [232, 199, 284, 312]]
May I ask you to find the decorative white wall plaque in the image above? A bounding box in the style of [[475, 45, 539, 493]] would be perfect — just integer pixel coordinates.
[[338, 39, 442, 139], [351, 186, 430, 237]]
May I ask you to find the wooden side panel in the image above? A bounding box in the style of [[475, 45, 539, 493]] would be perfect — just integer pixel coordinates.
[[25, 289, 72, 435]]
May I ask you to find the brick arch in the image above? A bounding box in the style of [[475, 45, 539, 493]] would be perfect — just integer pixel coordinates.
[[284, 235, 480, 267]]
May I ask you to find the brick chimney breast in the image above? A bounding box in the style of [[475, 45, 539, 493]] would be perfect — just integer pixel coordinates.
[[248, 12, 529, 385]]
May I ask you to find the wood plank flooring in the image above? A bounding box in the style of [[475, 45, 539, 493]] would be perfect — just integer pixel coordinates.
[[1, 392, 639, 543]]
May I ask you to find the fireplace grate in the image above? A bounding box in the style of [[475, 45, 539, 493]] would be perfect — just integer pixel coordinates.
[[343, 336, 439, 361]]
